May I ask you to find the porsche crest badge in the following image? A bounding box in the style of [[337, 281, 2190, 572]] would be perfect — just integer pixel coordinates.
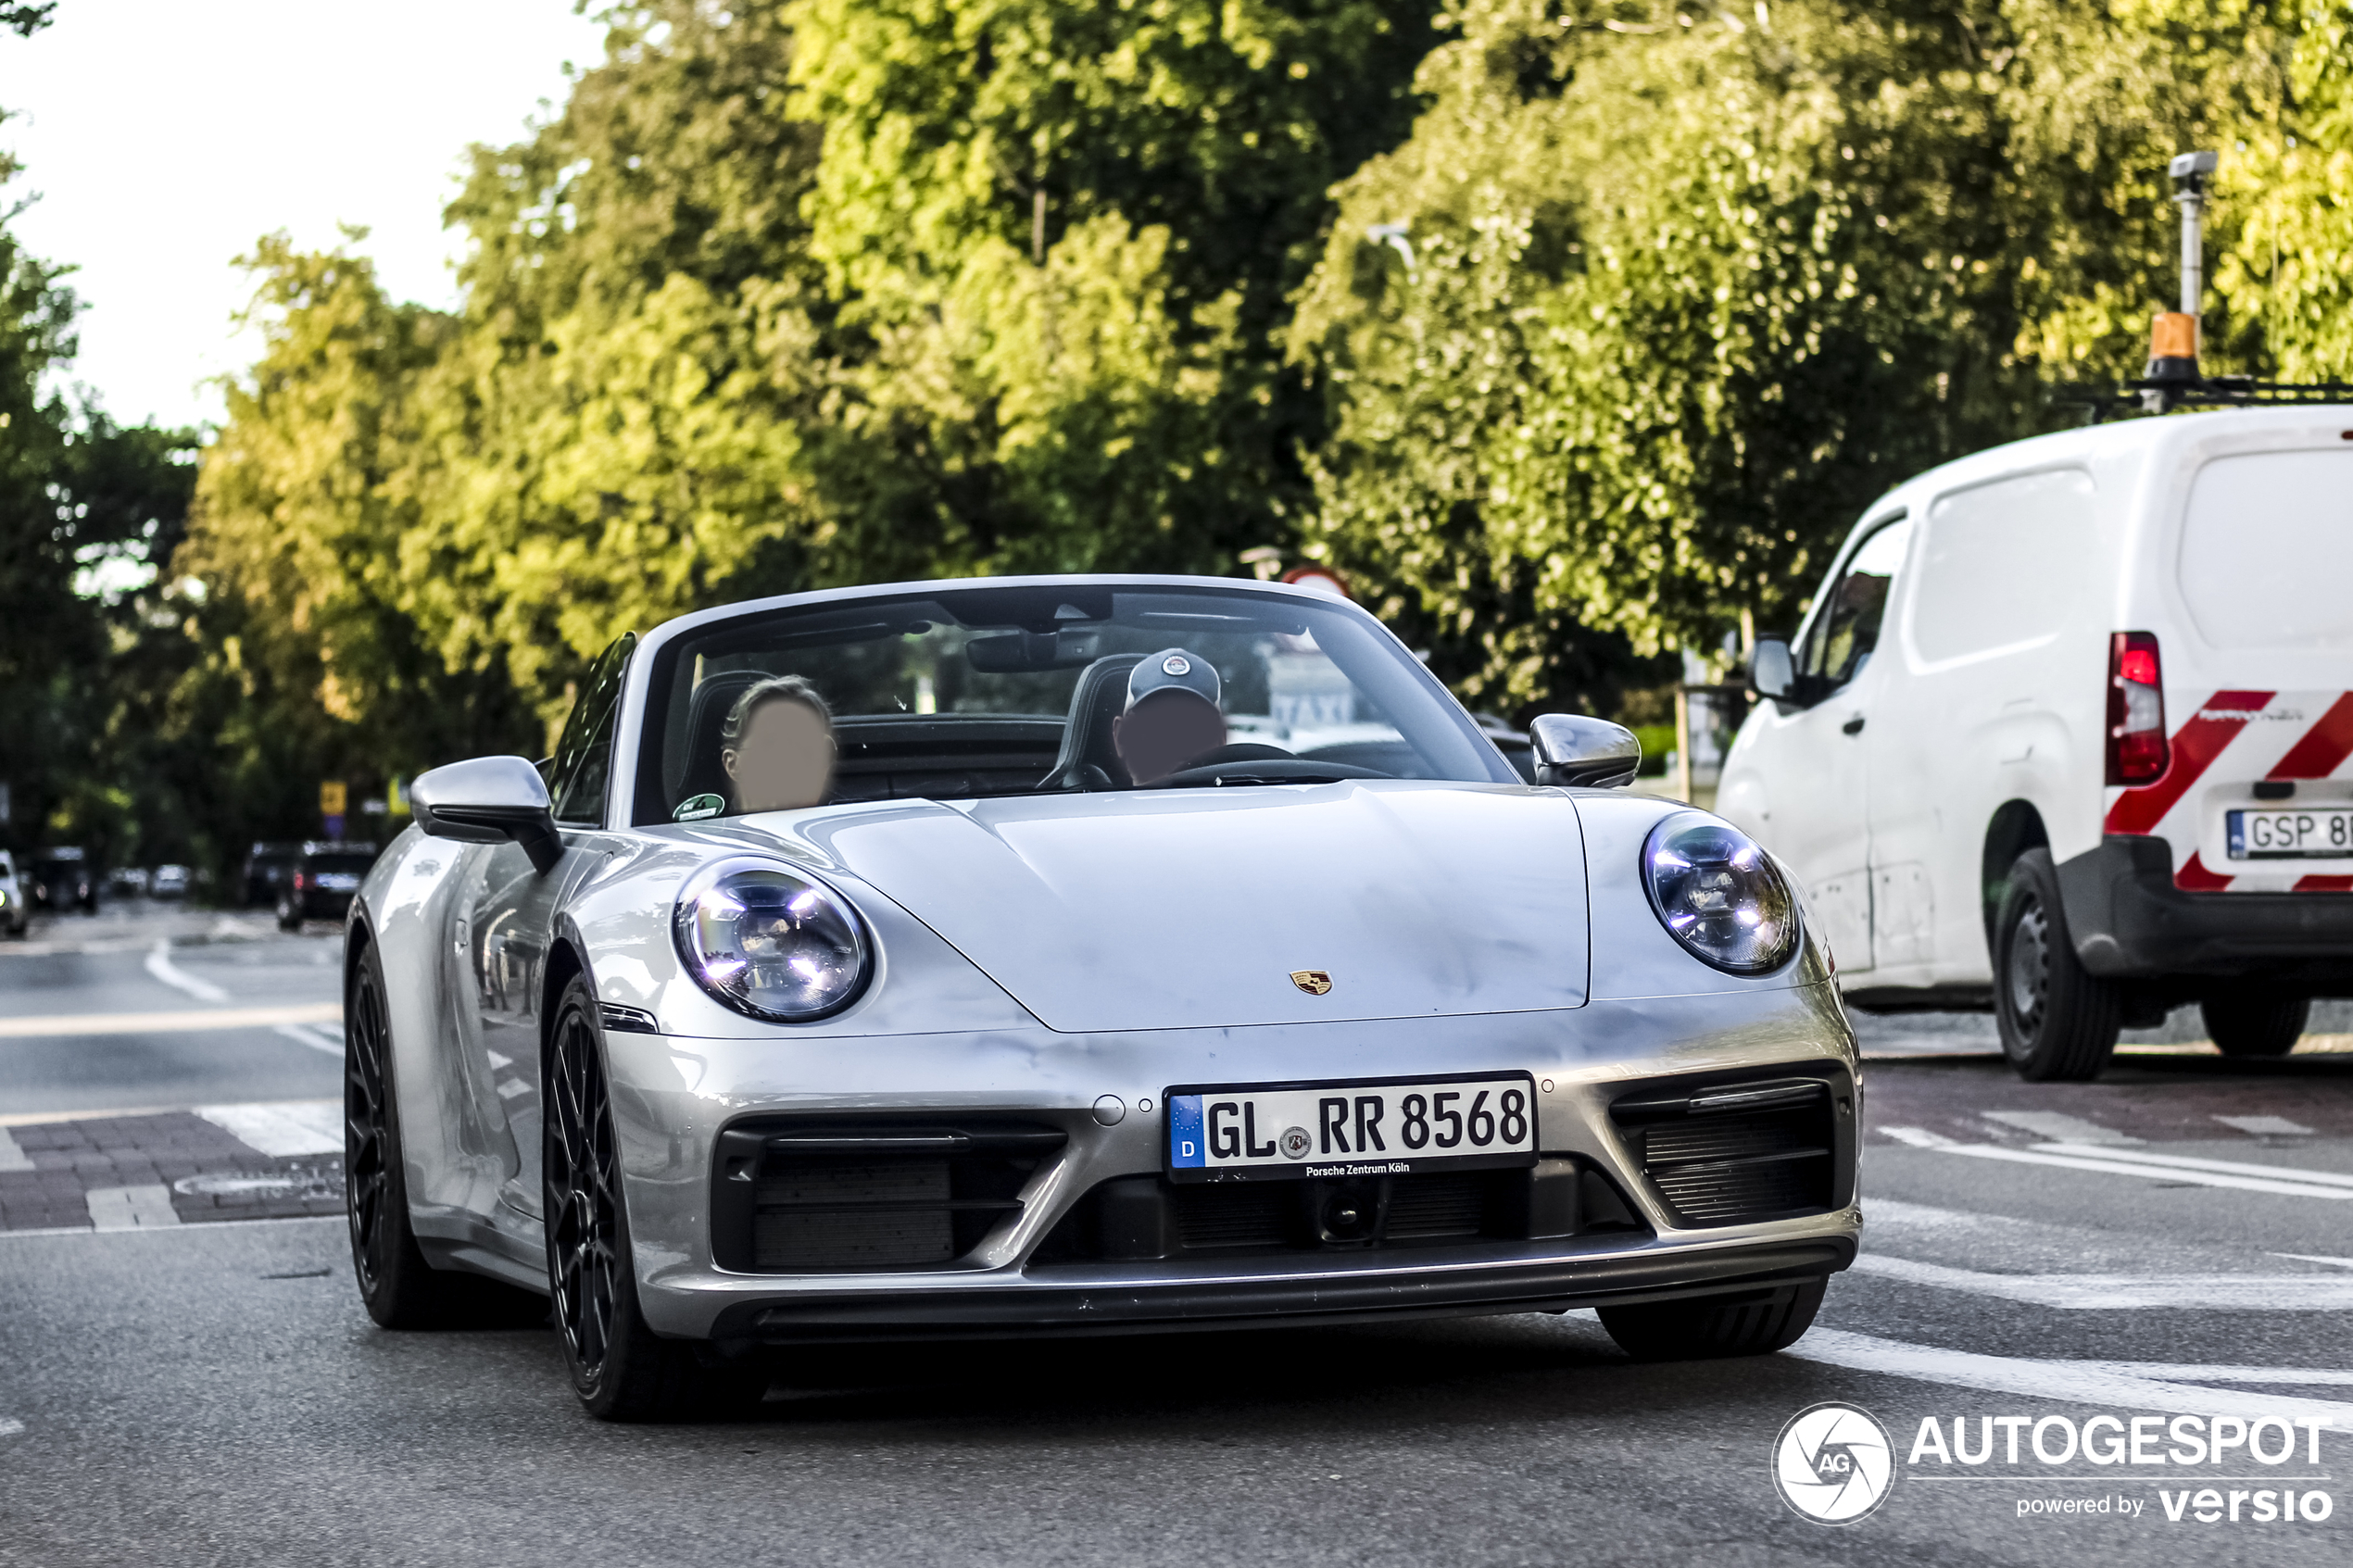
[[1290, 969, 1334, 996]]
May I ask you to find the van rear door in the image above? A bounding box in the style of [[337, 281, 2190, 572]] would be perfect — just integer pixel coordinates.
[[2117, 443, 2353, 892]]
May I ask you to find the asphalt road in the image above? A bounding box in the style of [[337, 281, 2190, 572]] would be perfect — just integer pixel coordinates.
[[0, 901, 342, 1118], [2, 904, 2349, 1567]]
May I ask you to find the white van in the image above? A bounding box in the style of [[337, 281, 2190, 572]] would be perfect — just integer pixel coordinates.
[[1718, 405, 2353, 1080]]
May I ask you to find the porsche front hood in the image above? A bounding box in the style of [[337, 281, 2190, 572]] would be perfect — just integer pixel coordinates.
[[798, 782, 1589, 1034]]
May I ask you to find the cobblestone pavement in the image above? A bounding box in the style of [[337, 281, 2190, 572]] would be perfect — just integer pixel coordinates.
[[0, 1105, 345, 1233]]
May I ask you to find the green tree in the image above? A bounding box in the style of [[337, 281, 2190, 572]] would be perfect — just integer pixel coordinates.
[[2214, 0, 2353, 377], [1291, 0, 2307, 710], [786, 0, 1440, 582]]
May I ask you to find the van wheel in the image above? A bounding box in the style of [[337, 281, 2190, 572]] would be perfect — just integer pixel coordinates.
[[1598, 1278, 1827, 1361], [1993, 848, 2120, 1082], [2200, 988, 2308, 1058]]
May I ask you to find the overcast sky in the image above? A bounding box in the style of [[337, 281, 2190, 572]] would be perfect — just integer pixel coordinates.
[[1, 0, 606, 431]]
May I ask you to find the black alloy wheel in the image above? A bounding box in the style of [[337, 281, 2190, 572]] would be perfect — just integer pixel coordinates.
[[2201, 987, 2309, 1058], [546, 976, 741, 1421], [347, 939, 542, 1329], [1992, 848, 2120, 1082], [1598, 1278, 1827, 1361]]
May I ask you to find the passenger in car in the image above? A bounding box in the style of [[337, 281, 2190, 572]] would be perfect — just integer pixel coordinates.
[[1112, 650, 1227, 785], [722, 675, 836, 812]]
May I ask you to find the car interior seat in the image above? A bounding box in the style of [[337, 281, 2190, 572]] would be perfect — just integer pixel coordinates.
[[1041, 655, 1144, 790], [672, 670, 770, 813]]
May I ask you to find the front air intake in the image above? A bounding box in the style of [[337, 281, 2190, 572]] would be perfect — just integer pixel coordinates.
[[1609, 1072, 1850, 1227], [710, 1119, 1065, 1273]]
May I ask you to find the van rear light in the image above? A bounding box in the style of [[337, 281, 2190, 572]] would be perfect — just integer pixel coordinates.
[[2107, 632, 2169, 785]]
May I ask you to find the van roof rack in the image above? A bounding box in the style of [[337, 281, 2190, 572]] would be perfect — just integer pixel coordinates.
[[2064, 375, 2353, 423], [2057, 150, 2353, 422]]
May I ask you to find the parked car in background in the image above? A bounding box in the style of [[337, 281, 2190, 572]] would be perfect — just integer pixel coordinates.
[[106, 866, 150, 899], [277, 843, 377, 931], [0, 851, 27, 936], [150, 864, 192, 901], [243, 842, 305, 908], [28, 847, 97, 914], [1719, 405, 2353, 1082]]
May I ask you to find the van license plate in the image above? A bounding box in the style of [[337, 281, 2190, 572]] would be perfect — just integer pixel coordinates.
[[1164, 1073, 1538, 1183], [2226, 808, 2353, 859]]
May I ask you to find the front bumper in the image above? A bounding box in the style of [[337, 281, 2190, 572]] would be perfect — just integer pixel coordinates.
[[2059, 835, 2353, 988], [709, 1236, 1852, 1345], [600, 982, 1863, 1342]]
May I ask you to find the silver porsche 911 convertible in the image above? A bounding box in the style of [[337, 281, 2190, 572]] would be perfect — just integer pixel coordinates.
[[345, 574, 1859, 1420]]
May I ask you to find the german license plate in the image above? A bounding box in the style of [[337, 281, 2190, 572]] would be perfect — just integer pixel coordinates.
[[1164, 1072, 1537, 1184], [2226, 808, 2353, 859]]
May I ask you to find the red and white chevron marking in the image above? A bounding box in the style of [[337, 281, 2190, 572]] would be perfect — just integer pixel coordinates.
[[2104, 689, 2353, 892]]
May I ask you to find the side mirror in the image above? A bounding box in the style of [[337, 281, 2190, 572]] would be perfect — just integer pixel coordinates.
[[1528, 714, 1642, 788], [411, 756, 564, 873], [1750, 636, 1796, 702]]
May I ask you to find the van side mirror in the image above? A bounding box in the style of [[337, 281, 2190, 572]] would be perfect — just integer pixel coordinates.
[[411, 756, 564, 873], [1528, 714, 1642, 788], [1750, 636, 1796, 702]]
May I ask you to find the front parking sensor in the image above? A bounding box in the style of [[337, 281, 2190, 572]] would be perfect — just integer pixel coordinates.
[[1092, 1095, 1127, 1126]]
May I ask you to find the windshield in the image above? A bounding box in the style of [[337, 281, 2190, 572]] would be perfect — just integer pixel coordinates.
[[631, 583, 1512, 822]]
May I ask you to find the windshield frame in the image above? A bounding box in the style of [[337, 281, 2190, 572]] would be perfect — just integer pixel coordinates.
[[615, 575, 1515, 828]]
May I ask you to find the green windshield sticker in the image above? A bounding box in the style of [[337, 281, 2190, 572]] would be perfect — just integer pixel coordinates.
[[673, 793, 726, 822]]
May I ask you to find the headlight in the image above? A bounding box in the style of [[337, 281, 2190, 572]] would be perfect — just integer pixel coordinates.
[[673, 859, 872, 1022], [1641, 811, 1799, 974]]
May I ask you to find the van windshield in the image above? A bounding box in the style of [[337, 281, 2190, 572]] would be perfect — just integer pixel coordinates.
[[632, 584, 1513, 822]]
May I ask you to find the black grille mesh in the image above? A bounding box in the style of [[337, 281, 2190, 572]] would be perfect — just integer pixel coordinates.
[[712, 1120, 1064, 1273], [1382, 1173, 1488, 1238], [1617, 1084, 1836, 1227]]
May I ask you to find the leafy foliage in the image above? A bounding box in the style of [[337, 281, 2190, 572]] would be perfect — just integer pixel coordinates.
[[1290, 0, 2322, 709]]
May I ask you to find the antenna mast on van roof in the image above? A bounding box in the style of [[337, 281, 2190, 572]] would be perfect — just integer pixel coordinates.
[[2069, 150, 2353, 421]]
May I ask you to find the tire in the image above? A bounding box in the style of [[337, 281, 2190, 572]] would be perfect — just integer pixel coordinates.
[[2201, 987, 2308, 1058], [346, 940, 544, 1329], [1992, 848, 2120, 1082], [546, 976, 749, 1422], [277, 897, 301, 934], [1598, 1278, 1827, 1361]]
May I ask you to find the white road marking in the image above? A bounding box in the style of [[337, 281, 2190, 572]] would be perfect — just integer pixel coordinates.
[[272, 1022, 344, 1057], [2215, 1114, 2314, 1136], [0, 1125, 32, 1173], [2084, 1361, 2353, 1386], [1875, 1129, 2353, 1198], [85, 1185, 181, 1230], [143, 940, 229, 1004], [0, 1417, 22, 1437], [0, 1213, 345, 1240], [0, 1003, 342, 1039], [2272, 1252, 2353, 1270], [2032, 1144, 2353, 1189], [1848, 1253, 2353, 1310], [495, 1079, 530, 1099], [195, 1100, 343, 1158], [1788, 1327, 2353, 1428], [1982, 1110, 2138, 1144]]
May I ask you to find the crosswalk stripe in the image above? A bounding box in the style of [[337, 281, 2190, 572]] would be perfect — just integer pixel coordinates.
[[1850, 1254, 2353, 1309], [1876, 1129, 2353, 1198], [1788, 1327, 2353, 1429], [2032, 1143, 2353, 1188]]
